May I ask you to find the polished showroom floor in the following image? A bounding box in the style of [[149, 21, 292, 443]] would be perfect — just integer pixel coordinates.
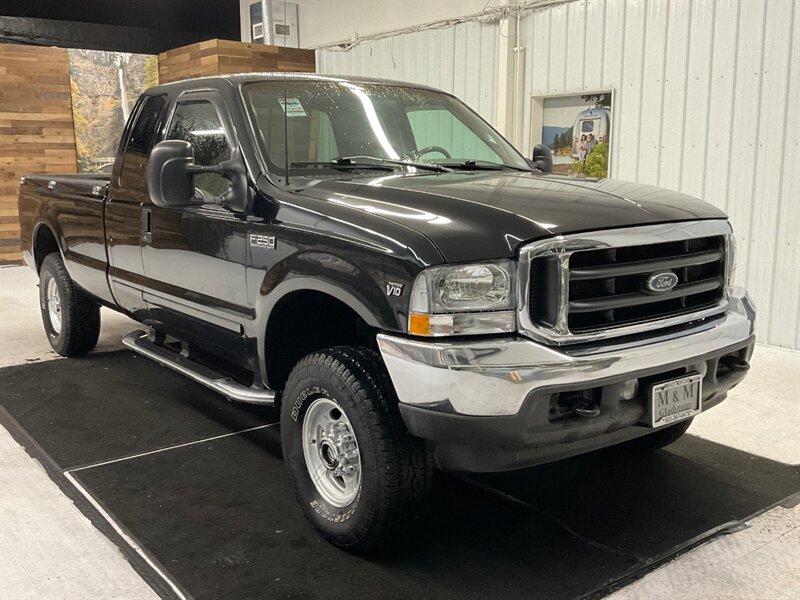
[[1, 265, 798, 600]]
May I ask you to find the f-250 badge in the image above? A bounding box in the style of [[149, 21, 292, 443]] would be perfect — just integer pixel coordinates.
[[250, 234, 276, 249], [385, 282, 404, 297]]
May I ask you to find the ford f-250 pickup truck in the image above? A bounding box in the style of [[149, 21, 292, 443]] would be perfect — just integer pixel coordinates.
[[19, 73, 755, 552]]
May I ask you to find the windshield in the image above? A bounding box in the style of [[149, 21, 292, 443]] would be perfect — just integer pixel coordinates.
[[241, 80, 530, 177]]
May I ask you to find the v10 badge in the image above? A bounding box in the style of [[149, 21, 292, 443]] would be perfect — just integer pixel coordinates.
[[385, 282, 404, 297]]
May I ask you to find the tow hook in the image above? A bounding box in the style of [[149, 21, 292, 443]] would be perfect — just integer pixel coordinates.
[[720, 355, 750, 372], [566, 395, 601, 418]]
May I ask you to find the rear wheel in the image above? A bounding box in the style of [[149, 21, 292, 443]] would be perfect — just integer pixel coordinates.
[[39, 253, 101, 356], [625, 418, 694, 451], [281, 346, 432, 553]]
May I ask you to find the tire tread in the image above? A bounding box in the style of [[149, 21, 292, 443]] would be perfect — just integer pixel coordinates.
[[40, 253, 100, 356], [282, 345, 432, 553]]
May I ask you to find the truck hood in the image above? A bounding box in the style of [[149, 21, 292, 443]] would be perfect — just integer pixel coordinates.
[[296, 171, 727, 263]]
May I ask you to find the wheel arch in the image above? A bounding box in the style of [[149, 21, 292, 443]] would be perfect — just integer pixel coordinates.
[[260, 282, 382, 391], [32, 221, 64, 273]]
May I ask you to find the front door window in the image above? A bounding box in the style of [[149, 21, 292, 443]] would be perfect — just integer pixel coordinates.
[[167, 100, 232, 197]]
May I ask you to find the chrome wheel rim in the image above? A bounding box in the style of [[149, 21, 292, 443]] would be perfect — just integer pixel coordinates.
[[302, 397, 361, 508], [46, 278, 62, 334]]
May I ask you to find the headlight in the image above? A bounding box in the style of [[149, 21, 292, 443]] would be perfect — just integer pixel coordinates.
[[408, 260, 517, 336]]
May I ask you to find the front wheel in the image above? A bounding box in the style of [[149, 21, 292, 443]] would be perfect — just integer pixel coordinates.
[[39, 253, 101, 356], [281, 346, 432, 553]]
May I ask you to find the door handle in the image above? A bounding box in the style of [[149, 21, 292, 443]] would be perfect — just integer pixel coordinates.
[[141, 208, 152, 244]]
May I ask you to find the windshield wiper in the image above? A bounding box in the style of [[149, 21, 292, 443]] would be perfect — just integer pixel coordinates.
[[340, 156, 453, 173], [438, 159, 531, 172], [304, 156, 453, 173], [291, 158, 396, 172], [292, 156, 454, 174]]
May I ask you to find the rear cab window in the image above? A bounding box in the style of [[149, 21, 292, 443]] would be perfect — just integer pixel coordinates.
[[118, 94, 167, 194]]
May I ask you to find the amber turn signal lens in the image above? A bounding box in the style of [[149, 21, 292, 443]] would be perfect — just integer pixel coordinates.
[[409, 313, 431, 336]]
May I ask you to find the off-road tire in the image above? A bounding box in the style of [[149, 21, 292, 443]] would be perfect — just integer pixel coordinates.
[[281, 346, 432, 554], [39, 253, 101, 356], [625, 418, 694, 451]]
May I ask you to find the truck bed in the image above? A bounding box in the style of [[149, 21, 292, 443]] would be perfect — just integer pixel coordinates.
[[22, 173, 110, 199], [18, 172, 113, 305]]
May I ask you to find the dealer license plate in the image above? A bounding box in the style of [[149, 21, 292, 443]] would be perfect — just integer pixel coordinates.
[[650, 373, 702, 428]]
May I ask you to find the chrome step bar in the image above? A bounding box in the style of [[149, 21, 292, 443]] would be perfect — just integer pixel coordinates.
[[121, 330, 276, 405]]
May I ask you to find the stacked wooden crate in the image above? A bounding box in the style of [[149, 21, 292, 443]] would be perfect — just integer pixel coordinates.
[[0, 44, 78, 265], [158, 39, 315, 84]]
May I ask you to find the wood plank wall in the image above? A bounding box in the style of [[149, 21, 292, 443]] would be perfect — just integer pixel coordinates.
[[0, 39, 313, 264], [0, 44, 77, 265], [158, 39, 315, 83]]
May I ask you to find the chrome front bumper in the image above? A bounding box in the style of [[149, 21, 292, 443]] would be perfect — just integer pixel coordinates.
[[377, 288, 756, 417]]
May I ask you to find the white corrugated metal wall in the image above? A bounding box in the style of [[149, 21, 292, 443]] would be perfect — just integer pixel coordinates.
[[318, 0, 800, 349], [318, 19, 501, 126]]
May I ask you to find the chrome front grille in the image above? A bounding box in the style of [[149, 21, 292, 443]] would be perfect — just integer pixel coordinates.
[[566, 236, 725, 332], [518, 221, 733, 345]]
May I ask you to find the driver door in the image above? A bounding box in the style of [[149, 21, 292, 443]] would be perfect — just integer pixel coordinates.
[[140, 91, 251, 363]]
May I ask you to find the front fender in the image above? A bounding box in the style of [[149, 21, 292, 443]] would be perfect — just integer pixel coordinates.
[[258, 276, 383, 329], [245, 247, 421, 383], [251, 248, 411, 323]]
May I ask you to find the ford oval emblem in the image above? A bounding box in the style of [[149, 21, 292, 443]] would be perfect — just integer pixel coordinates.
[[645, 271, 679, 293]]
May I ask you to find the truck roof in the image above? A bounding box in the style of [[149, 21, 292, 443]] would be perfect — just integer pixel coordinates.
[[146, 72, 443, 95]]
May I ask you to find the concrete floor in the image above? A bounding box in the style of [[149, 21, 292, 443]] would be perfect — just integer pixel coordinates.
[[0, 266, 135, 369], [610, 503, 800, 600], [1, 264, 798, 599], [1, 266, 156, 600]]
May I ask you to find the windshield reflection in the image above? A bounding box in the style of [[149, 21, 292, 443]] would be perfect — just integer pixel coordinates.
[[340, 83, 401, 160], [241, 79, 530, 179]]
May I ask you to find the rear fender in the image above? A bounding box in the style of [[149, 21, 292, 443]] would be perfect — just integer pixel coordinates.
[[31, 220, 66, 272]]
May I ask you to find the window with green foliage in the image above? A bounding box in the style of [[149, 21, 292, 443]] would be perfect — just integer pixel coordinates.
[[406, 106, 502, 163]]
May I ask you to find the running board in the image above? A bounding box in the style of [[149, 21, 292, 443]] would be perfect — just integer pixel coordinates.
[[121, 330, 276, 405]]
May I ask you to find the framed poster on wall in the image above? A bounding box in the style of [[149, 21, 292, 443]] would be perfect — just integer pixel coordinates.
[[530, 90, 614, 178]]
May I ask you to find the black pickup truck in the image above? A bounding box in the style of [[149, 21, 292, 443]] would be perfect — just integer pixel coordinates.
[[19, 74, 755, 552]]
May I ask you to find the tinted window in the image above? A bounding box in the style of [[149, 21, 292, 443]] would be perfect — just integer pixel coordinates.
[[581, 120, 595, 133], [251, 104, 339, 170], [241, 81, 529, 176], [119, 94, 166, 193], [128, 95, 166, 155], [406, 106, 501, 163], [167, 100, 232, 196]]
